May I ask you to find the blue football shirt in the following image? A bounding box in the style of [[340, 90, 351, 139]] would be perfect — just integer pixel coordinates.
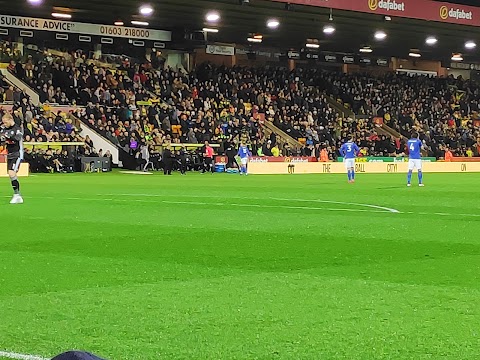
[[237, 146, 252, 159], [407, 139, 422, 159], [340, 142, 359, 159]]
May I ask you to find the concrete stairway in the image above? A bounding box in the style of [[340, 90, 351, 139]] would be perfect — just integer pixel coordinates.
[[262, 120, 303, 151], [68, 112, 120, 165], [325, 95, 355, 119], [0, 68, 40, 105], [380, 122, 406, 140]]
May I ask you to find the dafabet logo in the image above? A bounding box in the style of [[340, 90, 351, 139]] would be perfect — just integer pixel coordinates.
[[440, 6, 473, 21], [440, 6, 449, 20], [368, 0, 405, 12]]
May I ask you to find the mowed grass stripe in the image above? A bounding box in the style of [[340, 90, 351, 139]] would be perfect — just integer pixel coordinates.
[[1, 172, 480, 359], [1, 274, 479, 359]]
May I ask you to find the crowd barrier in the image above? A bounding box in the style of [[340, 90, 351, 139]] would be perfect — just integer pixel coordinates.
[[153, 143, 221, 149], [248, 161, 480, 175], [450, 157, 480, 162]]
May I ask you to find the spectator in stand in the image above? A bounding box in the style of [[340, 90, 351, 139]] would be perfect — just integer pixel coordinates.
[[104, 149, 113, 160], [5, 86, 14, 102], [444, 147, 454, 161]]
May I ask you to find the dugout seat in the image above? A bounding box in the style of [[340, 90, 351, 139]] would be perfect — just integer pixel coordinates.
[[171, 124, 182, 135]]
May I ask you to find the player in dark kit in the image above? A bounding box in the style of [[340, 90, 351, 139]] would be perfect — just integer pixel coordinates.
[[0, 113, 24, 204]]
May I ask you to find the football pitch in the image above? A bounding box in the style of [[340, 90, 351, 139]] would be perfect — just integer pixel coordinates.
[[1, 171, 479, 360]]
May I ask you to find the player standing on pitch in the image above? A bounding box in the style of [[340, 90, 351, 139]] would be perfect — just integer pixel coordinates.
[[0, 112, 24, 204], [407, 132, 424, 187], [340, 137, 359, 183], [237, 142, 252, 175]]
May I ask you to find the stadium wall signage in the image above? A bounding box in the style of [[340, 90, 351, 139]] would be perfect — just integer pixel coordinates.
[[248, 161, 480, 175], [305, 53, 320, 60], [0, 162, 29, 176], [0, 14, 171, 41], [359, 57, 372, 66], [296, 50, 390, 67], [287, 51, 301, 60], [337, 157, 437, 162], [249, 156, 317, 163], [236, 48, 281, 59], [449, 62, 480, 71], [214, 156, 316, 164], [324, 54, 338, 63], [271, 0, 479, 27], [206, 45, 235, 56], [376, 58, 389, 67]]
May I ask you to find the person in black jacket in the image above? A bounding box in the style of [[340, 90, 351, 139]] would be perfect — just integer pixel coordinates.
[[225, 142, 238, 169], [162, 145, 173, 175], [178, 146, 187, 175]]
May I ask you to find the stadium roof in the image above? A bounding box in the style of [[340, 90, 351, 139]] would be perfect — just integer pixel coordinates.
[[3, 0, 480, 62], [444, 0, 479, 5]]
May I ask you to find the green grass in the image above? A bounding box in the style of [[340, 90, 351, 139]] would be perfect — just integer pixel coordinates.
[[1, 171, 479, 360]]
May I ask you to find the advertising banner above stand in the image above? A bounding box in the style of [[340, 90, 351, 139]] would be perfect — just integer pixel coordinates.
[[288, 50, 390, 67], [206, 45, 235, 56], [0, 14, 171, 41], [271, 0, 480, 28]]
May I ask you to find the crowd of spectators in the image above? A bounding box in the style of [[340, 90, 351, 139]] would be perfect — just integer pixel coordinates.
[[318, 70, 480, 158], [8, 97, 78, 141], [0, 44, 120, 171], [4, 38, 480, 162], [0, 97, 104, 172], [70, 64, 267, 164], [1, 43, 341, 160], [4, 104, 107, 172], [0, 41, 22, 63], [71, 64, 341, 160]]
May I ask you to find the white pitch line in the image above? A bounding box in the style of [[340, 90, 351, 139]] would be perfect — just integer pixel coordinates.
[[50, 196, 395, 214], [59, 197, 392, 214], [6, 193, 480, 217], [404, 211, 480, 218], [99, 193, 400, 213], [100, 193, 480, 217], [0, 351, 48, 360], [161, 200, 391, 214], [270, 197, 400, 213]]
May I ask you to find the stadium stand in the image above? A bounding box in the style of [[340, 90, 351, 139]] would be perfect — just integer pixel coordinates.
[[0, 99, 97, 172], [312, 70, 480, 158], [5, 41, 480, 165]]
